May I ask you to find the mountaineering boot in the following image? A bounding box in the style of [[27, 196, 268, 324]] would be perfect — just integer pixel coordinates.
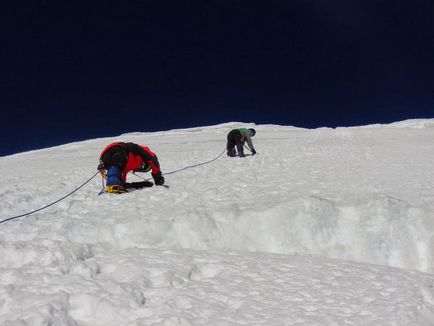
[[227, 148, 236, 157], [105, 166, 127, 193], [105, 184, 128, 193]]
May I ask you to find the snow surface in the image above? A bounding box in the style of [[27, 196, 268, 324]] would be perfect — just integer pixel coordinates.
[[0, 120, 434, 325]]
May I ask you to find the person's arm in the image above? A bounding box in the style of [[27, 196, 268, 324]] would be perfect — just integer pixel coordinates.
[[245, 134, 255, 152], [135, 145, 165, 185]]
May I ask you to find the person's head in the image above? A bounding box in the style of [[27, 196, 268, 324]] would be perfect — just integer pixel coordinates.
[[135, 162, 151, 173], [249, 128, 256, 137]]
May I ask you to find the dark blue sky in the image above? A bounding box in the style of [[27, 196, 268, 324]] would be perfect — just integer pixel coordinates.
[[1, 0, 433, 156]]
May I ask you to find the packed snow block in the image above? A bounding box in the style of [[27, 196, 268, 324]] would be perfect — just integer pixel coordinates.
[[167, 197, 340, 255], [357, 194, 434, 272], [188, 262, 223, 281], [169, 194, 434, 273]]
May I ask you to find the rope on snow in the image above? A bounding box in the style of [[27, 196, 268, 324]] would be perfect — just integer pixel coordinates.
[[1, 148, 228, 224], [163, 147, 227, 176], [0, 171, 99, 224]]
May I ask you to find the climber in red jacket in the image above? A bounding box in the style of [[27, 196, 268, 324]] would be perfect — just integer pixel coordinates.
[[98, 142, 165, 193]]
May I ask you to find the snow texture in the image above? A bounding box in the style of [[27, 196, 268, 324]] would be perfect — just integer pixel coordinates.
[[0, 120, 434, 325]]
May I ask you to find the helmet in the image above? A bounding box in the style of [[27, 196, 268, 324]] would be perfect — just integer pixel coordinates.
[[249, 128, 256, 137]]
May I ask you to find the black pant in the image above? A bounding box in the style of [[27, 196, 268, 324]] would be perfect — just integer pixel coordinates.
[[227, 130, 244, 156], [101, 146, 129, 170]]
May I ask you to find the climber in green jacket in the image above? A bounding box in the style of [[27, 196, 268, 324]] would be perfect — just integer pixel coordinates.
[[226, 128, 257, 157]]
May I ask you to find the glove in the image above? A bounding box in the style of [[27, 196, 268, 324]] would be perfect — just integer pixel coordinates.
[[152, 171, 165, 186], [251, 149, 256, 155]]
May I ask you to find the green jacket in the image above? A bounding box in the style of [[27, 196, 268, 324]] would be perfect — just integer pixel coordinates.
[[236, 128, 255, 151]]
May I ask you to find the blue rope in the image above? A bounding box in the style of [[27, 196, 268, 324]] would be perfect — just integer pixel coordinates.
[[163, 148, 227, 176], [1, 148, 227, 224], [130, 148, 227, 182], [0, 171, 100, 225], [105, 147, 228, 189]]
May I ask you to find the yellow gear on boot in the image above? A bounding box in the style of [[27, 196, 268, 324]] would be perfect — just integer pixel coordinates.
[[105, 185, 128, 194]]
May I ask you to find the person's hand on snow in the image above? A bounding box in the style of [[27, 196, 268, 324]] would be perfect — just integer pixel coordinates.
[[152, 171, 165, 185]]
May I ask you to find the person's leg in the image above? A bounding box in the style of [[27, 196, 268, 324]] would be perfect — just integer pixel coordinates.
[[102, 147, 128, 193], [227, 132, 237, 157], [233, 132, 244, 157], [106, 166, 123, 186], [236, 142, 244, 157]]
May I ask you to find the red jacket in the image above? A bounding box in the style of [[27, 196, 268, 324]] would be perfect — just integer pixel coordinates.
[[100, 142, 161, 182]]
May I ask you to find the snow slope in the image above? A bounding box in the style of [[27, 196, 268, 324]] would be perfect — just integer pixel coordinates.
[[0, 120, 434, 325]]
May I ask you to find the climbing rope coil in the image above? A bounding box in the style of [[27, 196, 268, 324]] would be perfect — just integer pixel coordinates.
[[0, 148, 228, 224]]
